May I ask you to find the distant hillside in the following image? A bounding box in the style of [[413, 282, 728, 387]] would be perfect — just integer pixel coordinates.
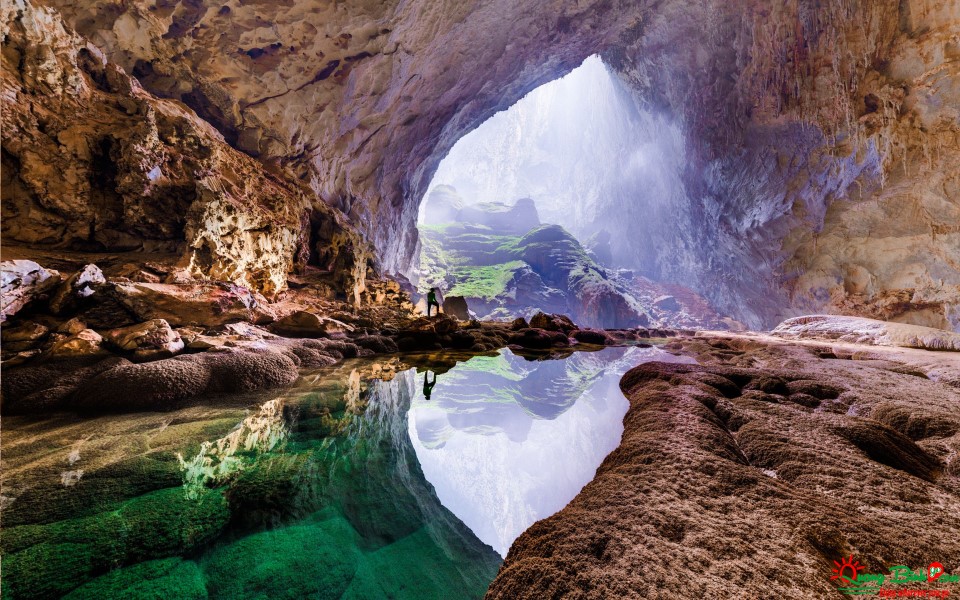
[[417, 188, 649, 328]]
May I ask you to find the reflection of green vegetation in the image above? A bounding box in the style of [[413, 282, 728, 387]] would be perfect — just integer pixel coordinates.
[[202, 513, 360, 600], [63, 558, 207, 600], [3, 360, 502, 600], [1, 487, 228, 600], [453, 353, 524, 381]]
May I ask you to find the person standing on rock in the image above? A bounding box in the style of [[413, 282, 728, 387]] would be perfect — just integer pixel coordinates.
[[426, 287, 441, 317], [423, 371, 437, 399]]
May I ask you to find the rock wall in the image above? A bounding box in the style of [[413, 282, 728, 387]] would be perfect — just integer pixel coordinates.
[[2, 0, 368, 299], [4, 0, 958, 328]]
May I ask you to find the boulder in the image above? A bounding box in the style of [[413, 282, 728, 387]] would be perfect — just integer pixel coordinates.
[[572, 328, 613, 345], [110, 281, 272, 327], [510, 317, 529, 330], [529, 312, 577, 333], [271, 310, 353, 337], [57, 317, 88, 335], [442, 296, 470, 321], [2, 320, 49, 345], [509, 328, 570, 349], [49, 264, 106, 314], [105, 319, 184, 359], [47, 329, 106, 357], [1, 260, 61, 322]]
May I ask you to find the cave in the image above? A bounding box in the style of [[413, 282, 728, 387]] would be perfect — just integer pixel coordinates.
[[416, 55, 731, 330], [1, 1, 959, 599]]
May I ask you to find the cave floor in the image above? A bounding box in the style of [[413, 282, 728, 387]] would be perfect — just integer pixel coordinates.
[[488, 332, 960, 599]]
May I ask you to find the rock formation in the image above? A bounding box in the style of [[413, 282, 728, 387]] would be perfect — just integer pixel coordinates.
[[488, 333, 960, 598], [1, 0, 949, 330], [417, 196, 660, 328]]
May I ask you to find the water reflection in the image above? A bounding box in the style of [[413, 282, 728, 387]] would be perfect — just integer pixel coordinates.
[[178, 397, 289, 498], [408, 345, 696, 556], [1, 345, 693, 599]]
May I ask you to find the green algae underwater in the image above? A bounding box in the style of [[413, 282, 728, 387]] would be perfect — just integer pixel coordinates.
[[1, 354, 502, 600], [1, 344, 681, 599]]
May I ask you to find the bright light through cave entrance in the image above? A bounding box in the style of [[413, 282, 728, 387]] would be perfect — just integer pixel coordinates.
[[415, 55, 733, 331]]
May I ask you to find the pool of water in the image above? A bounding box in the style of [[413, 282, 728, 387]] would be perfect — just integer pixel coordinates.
[[1, 345, 693, 599]]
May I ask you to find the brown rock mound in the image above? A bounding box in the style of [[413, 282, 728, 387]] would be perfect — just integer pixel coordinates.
[[488, 336, 960, 599]]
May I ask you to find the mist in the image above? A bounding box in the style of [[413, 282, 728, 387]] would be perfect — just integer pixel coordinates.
[[421, 55, 688, 272]]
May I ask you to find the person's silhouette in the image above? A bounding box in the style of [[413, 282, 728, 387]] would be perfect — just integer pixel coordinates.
[[426, 287, 441, 317], [423, 371, 437, 399]]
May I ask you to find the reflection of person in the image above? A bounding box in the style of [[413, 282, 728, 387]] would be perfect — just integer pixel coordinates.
[[423, 371, 437, 399], [426, 287, 441, 317]]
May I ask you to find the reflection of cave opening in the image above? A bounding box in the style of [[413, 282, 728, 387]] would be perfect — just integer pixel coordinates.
[[415, 56, 731, 330]]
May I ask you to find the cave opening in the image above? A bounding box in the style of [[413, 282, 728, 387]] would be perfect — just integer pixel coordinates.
[[414, 55, 730, 330]]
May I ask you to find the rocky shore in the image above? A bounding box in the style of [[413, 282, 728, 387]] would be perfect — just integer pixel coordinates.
[[487, 332, 960, 599], [1, 255, 683, 415]]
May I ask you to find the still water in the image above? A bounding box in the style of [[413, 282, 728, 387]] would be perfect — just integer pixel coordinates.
[[1, 345, 693, 599]]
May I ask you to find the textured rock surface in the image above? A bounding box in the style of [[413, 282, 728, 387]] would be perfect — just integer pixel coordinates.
[[104, 318, 184, 359], [1, 260, 61, 321], [773, 314, 960, 351], [48, 263, 105, 314], [15, 0, 952, 330], [488, 334, 960, 598], [1, 0, 367, 298]]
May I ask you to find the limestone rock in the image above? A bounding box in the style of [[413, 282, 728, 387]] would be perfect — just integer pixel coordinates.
[[1, 260, 61, 321], [49, 263, 106, 314], [2, 320, 49, 343], [110, 281, 271, 327], [571, 328, 612, 345], [271, 310, 353, 337], [529, 312, 576, 334], [488, 335, 960, 598], [2, 0, 958, 330], [0, 0, 367, 298], [47, 328, 105, 357], [57, 317, 88, 335], [441, 296, 470, 321], [105, 319, 184, 359], [1, 320, 50, 353], [772, 315, 960, 352]]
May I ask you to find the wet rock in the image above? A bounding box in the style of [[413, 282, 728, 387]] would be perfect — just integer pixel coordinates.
[[271, 310, 352, 337], [743, 375, 790, 396], [353, 335, 399, 354], [47, 328, 106, 357], [2, 349, 42, 367], [1, 260, 61, 322], [442, 296, 470, 321], [104, 319, 184, 359], [509, 328, 569, 349], [529, 312, 576, 333], [834, 420, 942, 483], [48, 264, 105, 314], [489, 335, 960, 599], [70, 349, 298, 411], [571, 328, 612, 345]]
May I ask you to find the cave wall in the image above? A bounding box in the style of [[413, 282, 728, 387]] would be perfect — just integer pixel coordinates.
[[4, 0, 958, 328]]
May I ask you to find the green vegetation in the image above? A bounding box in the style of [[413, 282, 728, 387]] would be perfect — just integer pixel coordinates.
[[448, 261, 526, 301]]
